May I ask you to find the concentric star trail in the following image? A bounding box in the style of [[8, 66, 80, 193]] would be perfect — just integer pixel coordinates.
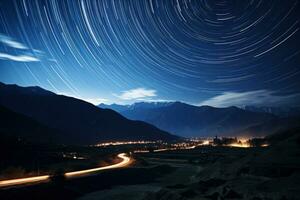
[[0, 0, 299, 106]]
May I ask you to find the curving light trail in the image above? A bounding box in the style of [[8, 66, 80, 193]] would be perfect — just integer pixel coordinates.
[[65, 153, 130, 178], [0, 153, 131, 188], [0, 175, 50, 188]]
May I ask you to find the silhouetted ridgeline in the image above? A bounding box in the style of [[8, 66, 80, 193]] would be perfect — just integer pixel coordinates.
[[0, 105, 62, 144], [0, 82, 178, 145]]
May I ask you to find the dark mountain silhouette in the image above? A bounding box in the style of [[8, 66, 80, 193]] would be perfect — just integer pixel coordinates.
[[0, 105, 62, 144], [241, 116, 300, 137], [0, 82, 178, 145], [242, 105, 300, 117], [99, 102, 278, 137]]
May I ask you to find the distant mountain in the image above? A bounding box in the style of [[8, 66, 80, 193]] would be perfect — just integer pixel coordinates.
[[99, 102, 174, 113], [99, 103, 131, 113], [0, 82, 178, 145], [242, 106, 300, 117], [99, 102, 278, 137]]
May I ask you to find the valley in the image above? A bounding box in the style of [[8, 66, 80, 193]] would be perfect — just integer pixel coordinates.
[[1, 130, 299, 199]]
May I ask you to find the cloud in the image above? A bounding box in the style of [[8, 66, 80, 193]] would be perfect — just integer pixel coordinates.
[[0, 53, 39, 62], [199, 90, 300, 107], [0, 34, 28, 49], [0, 34, 41, 62], [207, 74, 255, 83], [116, 88, 157, 100]]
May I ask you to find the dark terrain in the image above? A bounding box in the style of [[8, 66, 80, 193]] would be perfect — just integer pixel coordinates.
[[0, 82, 178, 145], [1, 128, 299, 200], [1, 83, 299, 200]]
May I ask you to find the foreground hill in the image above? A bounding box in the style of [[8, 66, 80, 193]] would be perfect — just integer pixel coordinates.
[[0, 82, 178, 145], [99, 102, 277, 137], [0, 105, 62, 144], [241, 116, 300, 137]]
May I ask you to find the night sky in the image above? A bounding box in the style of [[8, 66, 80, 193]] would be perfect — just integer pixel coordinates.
[[0, 0, 299, 107]]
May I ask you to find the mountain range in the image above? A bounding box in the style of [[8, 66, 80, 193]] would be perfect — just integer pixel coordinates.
[[1, 81, 298, 145], [99, 102, 300, 138], [242, 105, 300, 117], [0, 82, 178, 145]]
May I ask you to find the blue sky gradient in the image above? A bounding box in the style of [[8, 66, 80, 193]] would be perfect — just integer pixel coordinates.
[[0, 0, 299, 106]]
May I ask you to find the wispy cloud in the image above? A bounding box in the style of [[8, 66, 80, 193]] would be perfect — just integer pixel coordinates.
[[199, 90, 300, 107], [0, 34, 41, 62], [115, 88, 157, 100], [207, 74, 254, 83], [0, 53, 39, 62], [0, 34, 28, 49]]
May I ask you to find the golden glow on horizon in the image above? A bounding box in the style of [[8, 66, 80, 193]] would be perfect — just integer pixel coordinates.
[[95, 141, 157, 147], [261, 143, 269, 147], [227, 143, 251, 148], [202, 140, 210, 145]]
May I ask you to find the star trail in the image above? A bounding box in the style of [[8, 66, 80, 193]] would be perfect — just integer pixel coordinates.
[[0, 0, 299, 106]]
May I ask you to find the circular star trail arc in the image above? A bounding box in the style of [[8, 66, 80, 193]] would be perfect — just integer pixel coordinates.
[[0, 0, 299, 105]]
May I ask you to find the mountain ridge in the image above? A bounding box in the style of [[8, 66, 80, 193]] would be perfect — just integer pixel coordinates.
[[99, 101, 279, 137], [0, 82, 179, 145]]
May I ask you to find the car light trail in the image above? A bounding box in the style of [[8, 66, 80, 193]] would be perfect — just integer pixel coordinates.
[[65, 153, 130, 178], [0, 153, 130, 187], [0, 175, 50, 187]]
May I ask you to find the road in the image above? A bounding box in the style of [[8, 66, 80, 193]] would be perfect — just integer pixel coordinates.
[[0, 153, 131, 188]]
